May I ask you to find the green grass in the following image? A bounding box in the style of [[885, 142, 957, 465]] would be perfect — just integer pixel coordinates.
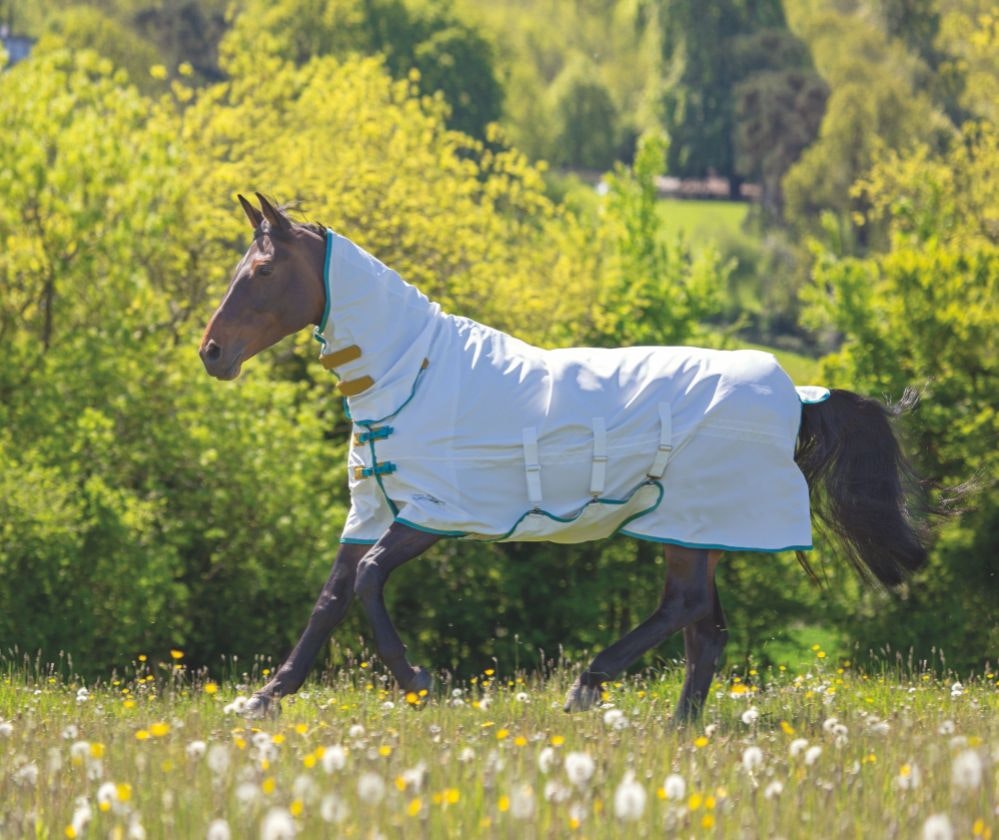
[[1, 656, 995, 838], [657, 199, 750, 249], [734, 341, 822, 385]]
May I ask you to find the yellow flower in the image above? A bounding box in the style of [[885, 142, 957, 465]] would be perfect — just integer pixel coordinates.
[[149, 64, 168, 80], [135, 730, 150, 741], [272, 734, 285, 745], [89, 742, 105, 759], [289, 799, 304, 817], [498, 795, 510, 812], [496, 729, 509, 740], [116, 783, 132, 802], [123, 699, 136, 709], [688, 793, 703, 811], [137, 655, 147, 663], [149, 722, 170, 738], [780, 721, 795, 736], [407, 797, 422, 817], [406, 692, 419, 705], [262, 777, 276, 794], [204, 682, 218, 695], [379, 745, 392, 757], [444, 788, 460, 804], [302, 754, 316, 769], [702, 814, 716, 829], [178, 61, 193, 77], [694, 736, 709, 748], [65, 826, 77, 838], [550, 735, 565, 746], [169, 649, 183, 660], [514, 736, 527, 747], [484, 669, 495, 676], [294, 723, 308, 736]]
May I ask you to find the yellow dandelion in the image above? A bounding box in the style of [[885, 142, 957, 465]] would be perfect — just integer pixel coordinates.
[[65, 826, 77, 839], [170, 649, 183, 660], [379, 745, 392, 757], [407, 797, 422, 817], [89, 742, 105, 759], [514, 736, 527, 747], [780, 721, 796, 736], [302, 754, 316, 769], [550, 735, 565, 747], [123, 699, 136, 709], [262, 777, 276, 794], [135, 730, 150, 741], [702, 814, 716, 829], [204, 682, 218, 695], [359, 661, 369, 669], [496, 729, 509, 740], [138, 654, 147, 663], [569, 817, 581, 830], [705, 795, 716, 810], [178, 61, 193, 76], [98, 802, 111, 813], [444, 788, 460, 804], [688, 792, 703, 811], [234, 737, 247, 750], [817, 651, 827, 659], [484, 669, 495, 676], [272, 734, 285, 745], [694, 736, 709, 748], [116, 783, 132, 802], [657, 787, 667, 800], [498, 795, 510, 812], [405, 692, 419, 705], [395, 776, 407, 791], [262, 668, 271, 677], [290, 799, 304, 817], [149, 722, 170, 738], [294, 723, 308, 736]]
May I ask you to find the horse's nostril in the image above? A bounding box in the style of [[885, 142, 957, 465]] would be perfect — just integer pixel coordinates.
[[205, 341, 222, 362]]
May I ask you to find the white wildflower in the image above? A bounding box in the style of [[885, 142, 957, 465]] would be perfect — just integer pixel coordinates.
[[259, 807, 296, 840], [663, 773, 685, 801], [704, 723, 719, 737], [937, 719, 955, 735], [951, 749, 982, 791], [564, 751, 596, 787], [868, 720, 890, 736], [804, 745, 823, 766], [742, 745, 764, 772], [741, 707, 759, 725], [76, 687, 90, 703], [832, 723, 849, 738], [320, 793, 349, 824], [71, 798, 93, 836], [206, 818, 232, 840], [62, 724, 79, 740], [186, 740, 207, 760], [789, 738, 809, 758], [922, 814, 954, 840], [292, 774, 319, 804], [70, 740, 91, 763], [613, 771, 647, 822], [13, 762, 38, 786], [510, 783, 535, 820], [380, 701, 395, 710], [537, 746, 557, 774], [321, 745, 347, 774], [764, 780, 784, 799], [357, 771, 386, 804], [128, 816, 146, 840], [347, 724, 365, 739], [222, 696, 248, 715], [252, 731, 272, 750], [235, 782, 260, 805], [458, 747, 475, 763], [207, 744, 230, 776], [0, 720, 13, 737], [950, 681, 964, 698], [400, 762, 427, 793], [515, 691, 529, 702], [97, 781, 118, 807], [822, 716, 839, 733]]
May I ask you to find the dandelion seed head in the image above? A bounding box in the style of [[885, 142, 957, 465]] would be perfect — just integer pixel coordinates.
[[222, 696, 248, 715], [319, 793, 349, 824], [789, 738, 809, 758], [76, 687, 90, 703], [206, 818, 231, 840], [804, 745, 823, 766], [938, 720, 955, 735], [922, 814, 954, 840], [357, 771, 386, 804], [543, 779, 570, 803], [663, 773, 685, 800], [538, 746, 557, 774], [613, 770, 647, 821], [951, 749, 983, 791], [207, 744, 231, 776], [260, 807, 296, 840], [186, 740, 207, 760], [565, 751, 596, 786], [515, 691, 529, 702], [458, 747, 475, 763], [0, 721, 13, 738], [13, 762, 38, 786], [764, 780, 783, 799], [741, 707, 759, 725], [62, 725, 79, 740], [321, 745, 347, 774], [347, 724, 365, 739], [742, 746, 764, 772], [292, 774, 319, 804], [235, 782, 260, 806], [510, 783, 535, 820]]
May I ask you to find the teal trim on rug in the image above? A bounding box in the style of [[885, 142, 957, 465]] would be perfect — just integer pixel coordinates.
[[340, 537, 377, 545], [312, 229, 334, 351], [618, 530, 813, 553]]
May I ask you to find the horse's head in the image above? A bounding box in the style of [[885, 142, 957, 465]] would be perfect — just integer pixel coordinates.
[[199, 194, 326, 380]]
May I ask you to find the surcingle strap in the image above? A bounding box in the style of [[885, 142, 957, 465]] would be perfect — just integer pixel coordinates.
[[352, 462, 397, 481], [353, 426, 393, 445], [522, 426, 543, 504], [338, 376, 375, 397], [647, 403, 673, 479], [321, 344, 362, 370], [589, 417, 608, 496]]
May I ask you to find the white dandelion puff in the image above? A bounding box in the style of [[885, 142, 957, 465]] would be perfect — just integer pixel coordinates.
[[0, 720, 13, 738], [868, 720, 890, 736], [789, 738, 809, 758], [70, 741, 91, 762], [742, 746, 764, 772], [951, 749, 983, 791], [515, 691, 529, 702], [321, 745, 347, 774], [663, 773, 685, 801], [347, 724, 365, 739], [223, 696, 248, 715], [564, 751, 596, 787], [938, 720, 955, 735], [62, 724, 79, 740], [603, 708, 629, 730], [804, 745, 823, 766], [206, 818, 232, 840], [97, 781, 118, 807], [48, 747, 63, 774], [510, 784, 535, 820], [458, 747, 475, 763], [320, 793, 349, 824], [186, 740, 207, 760], [380, 701, 395, 710], [704, 723, 719, 737], [613, 771, 646, 822], [537, 746, 557, 774], [86, 758, 104, 781], [741, 707, 759, 725], [922, 814, 954, 840], [128, 816, 146, 840], [292, 774, 319, 804], [71, 799, 93, 836], [259, 807, 296, 840], [543, 780, 570, 803], [13, 762, 38, 786], [76, 687, 90, 703], [400, 762, 427, 793], [236, 782, 260, 806], [832, 723, 849, 738], [764, 780, 784, 799], [357, 771, 386, 805], [207, 744, 231, 776], [822, 717, 839, 733], [950, 681, 964, 698]]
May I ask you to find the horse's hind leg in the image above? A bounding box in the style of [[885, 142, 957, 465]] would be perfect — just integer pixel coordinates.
[[674, 583, 727, 723], [565, 546, 720, 713]]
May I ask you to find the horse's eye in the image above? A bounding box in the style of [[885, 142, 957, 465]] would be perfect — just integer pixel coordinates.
[[257, 262, 274, 276]]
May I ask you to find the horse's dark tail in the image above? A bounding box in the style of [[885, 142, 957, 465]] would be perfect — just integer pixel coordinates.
[[794, 388, 936, 588]]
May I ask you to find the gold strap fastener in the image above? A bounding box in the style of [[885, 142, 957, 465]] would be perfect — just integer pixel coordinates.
[[321, 344, 362, 370]]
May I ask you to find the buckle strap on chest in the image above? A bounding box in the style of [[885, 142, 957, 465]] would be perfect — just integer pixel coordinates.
[[352, 462, 397, 481], [647, 403, 673, 479], [353, 426, 394, 446]]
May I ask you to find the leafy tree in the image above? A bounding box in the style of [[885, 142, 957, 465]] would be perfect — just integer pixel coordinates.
[[546, 55, 619, 170]]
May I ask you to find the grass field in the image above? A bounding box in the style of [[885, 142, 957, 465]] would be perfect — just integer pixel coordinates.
[[657, 199, 750, 249], [1, 655, 995, 839]]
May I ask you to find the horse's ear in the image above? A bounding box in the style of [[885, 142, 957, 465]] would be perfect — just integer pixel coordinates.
[[238, 194, 264, 230], [256, 193, 292, 235]]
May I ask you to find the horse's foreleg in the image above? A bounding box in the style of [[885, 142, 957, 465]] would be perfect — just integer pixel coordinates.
[[674, 583, 727, 723], [353, 523, 440, 693], [564, 546, 720, 713], [244, 542, 368, 718]]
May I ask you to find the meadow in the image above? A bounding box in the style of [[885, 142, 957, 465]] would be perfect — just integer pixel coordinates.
[[1, 652, 995, 839]]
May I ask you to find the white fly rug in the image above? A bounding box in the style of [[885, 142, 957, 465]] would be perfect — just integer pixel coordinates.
[[315, 230, 826, 552]]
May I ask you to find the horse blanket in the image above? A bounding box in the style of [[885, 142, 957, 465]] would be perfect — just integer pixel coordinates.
[[315, 230, 826, 552]]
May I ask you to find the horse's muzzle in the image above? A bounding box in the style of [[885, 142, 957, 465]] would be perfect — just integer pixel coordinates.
[[199, 339, 242, 380]]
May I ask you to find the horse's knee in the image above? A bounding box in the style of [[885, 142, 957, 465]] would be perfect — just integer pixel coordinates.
[[353, 557, 382, 603]]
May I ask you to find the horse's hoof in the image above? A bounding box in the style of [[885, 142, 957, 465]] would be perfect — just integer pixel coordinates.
[[403, 667, 434, 696], [243, 694, 279, 720], [563, 679, 602, 713]]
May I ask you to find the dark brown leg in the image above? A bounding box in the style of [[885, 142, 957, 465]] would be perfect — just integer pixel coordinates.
[[564, 546, 719, 713], [244, 542, 369, 718], [674, 580, 727, 723], [353, 523, 440, 692]]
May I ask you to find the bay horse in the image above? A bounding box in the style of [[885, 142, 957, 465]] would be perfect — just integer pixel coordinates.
[[200, 194, 933, 721]]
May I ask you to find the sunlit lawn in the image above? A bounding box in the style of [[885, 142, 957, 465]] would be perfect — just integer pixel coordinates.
[[1, 652, 995, 839]]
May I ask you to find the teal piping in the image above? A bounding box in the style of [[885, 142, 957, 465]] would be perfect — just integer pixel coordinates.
[[340, 537, 377, 546], [312, 229, 334, 351], [618, 530, 813, 553]]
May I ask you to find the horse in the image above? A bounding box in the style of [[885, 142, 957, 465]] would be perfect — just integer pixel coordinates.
[[200, 193, 934, 721]]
